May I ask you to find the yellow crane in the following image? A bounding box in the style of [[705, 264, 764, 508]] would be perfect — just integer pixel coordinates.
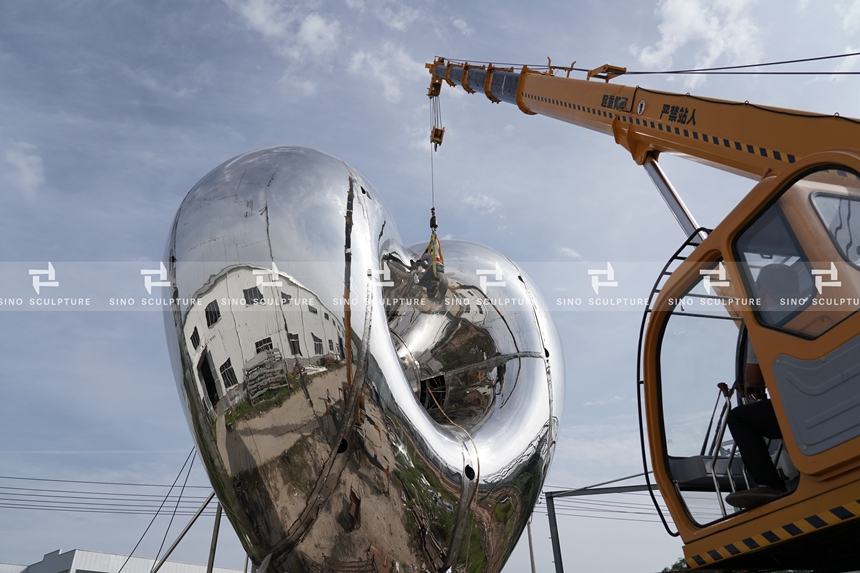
[[427, 56, 860, 572]]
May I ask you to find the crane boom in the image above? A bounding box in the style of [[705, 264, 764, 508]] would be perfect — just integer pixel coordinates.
[[428, 56, 860, 573], [427, 58, 860, 179]]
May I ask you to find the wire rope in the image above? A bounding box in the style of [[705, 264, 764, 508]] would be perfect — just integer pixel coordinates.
[[0, 474, 211, 489], [151, 453, 195, 572], [117, 448, 195, 573], [439, 50, 860, 77]]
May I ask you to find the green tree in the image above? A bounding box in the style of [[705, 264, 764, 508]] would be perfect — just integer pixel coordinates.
[[662, 557, 810, 573], [662, 557, 688, 571]]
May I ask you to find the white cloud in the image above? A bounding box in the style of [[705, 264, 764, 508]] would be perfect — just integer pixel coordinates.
[[297, 13, 340, 58], [4, 143, 45, 197], [342, 0, 420, 29], [461, 192, 502, 213], [223, 1, 340, 62], [278, 74, 317, 99], [631, 0, 761, 87], [559, 246, 582, 259], [121, 68, 196, 99], [837, 1, 860, 31], [223, 0, 296, 39], [406, 117, 432, 150], [504, 125, 515, 137], [374, 0, 419, 30], [828, 45, 860, 82], [552, 421, 644, 481], [452, 18, 474, 35], [349, 42, 424, 103]]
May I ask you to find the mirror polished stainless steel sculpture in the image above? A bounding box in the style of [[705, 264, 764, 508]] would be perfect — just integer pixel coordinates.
[[164, 147, 564, 573]]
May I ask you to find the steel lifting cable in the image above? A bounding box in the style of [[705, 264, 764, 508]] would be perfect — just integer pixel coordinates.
[[431, 87, 443, 150], [430, 146, 435, 211], [427, 92, 444, 274], [429, 92, 443, 207]]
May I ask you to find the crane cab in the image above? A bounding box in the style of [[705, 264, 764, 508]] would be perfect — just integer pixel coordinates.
[[641, 151, 860, 571]]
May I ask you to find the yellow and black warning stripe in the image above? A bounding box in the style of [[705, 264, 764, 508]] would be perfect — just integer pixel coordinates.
[[686, 499, 860, 568], [521, 92, 800, 165], [618, 113, 797, 164]]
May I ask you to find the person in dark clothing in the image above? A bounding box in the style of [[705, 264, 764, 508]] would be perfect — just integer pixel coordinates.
[[725, 263, 800, 509], [724, 350, 786, 508]]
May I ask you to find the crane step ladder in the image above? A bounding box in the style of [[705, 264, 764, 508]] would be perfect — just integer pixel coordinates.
[[669, 383, 798, 518]]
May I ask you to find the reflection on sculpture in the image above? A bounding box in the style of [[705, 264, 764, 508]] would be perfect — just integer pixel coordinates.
[[163, 147, 564, 573]]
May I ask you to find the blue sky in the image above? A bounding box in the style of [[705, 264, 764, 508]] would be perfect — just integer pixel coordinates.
[[2, 0, 860, 571]]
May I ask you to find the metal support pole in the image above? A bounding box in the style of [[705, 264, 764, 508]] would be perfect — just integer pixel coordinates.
[[207, 503, 223, 573], [545, 492, 564, 573], [543, 475, 654, 573], [527, 516, 537, 573], [151, 492, 215, 573], [643, 156, 706, 241], [551, 484, 653, 497]]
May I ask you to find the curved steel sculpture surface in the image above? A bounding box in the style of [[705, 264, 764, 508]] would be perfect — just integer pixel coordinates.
[[164, 146, 564, 573]]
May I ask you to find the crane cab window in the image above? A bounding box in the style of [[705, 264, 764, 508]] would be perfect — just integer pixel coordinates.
[[658, 261, 745, 525], [734, 167, 860, 338], [732, 167, 860, 460], [734, 201, 815, 330], [812, 188, 860, 268]]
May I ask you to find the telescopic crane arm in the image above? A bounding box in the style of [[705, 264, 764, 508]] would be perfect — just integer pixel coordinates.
[[429, 57, 860, 573], [426, 57, 860, 181]]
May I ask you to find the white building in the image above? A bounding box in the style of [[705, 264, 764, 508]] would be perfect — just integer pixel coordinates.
[[0, 549, 244, 573], [182, 265, 346, 415]]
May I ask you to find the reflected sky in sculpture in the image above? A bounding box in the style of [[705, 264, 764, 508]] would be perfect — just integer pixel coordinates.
[[163, 147, 563, 573]]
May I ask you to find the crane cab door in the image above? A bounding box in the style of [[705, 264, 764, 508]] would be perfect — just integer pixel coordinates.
[[644, 151, 860, 570]]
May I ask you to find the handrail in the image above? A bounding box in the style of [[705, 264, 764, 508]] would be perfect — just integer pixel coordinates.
[[635, 227, 710, 537]]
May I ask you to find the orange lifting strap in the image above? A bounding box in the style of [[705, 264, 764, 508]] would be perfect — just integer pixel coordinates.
[[424, 207, 444, 280]]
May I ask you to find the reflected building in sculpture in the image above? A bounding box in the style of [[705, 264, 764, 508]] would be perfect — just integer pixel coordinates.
[[182, 265, 346, 415], [164, 147, 564, 573]]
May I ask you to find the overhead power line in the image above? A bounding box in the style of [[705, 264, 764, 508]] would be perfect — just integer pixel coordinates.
[[0, 474, 212, 489], [625, 51, 860, 75], [0, 503, 220, 517], [0, 470, 217, 517], [117, 448, 196, 573], [0, 472, 713, 526], [440, 51, 860, 77], [632, 71, 860, 76], [0, 485, 212, 499]]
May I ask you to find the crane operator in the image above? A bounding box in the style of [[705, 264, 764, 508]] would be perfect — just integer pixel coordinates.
[[725, 263, 801, 509]]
